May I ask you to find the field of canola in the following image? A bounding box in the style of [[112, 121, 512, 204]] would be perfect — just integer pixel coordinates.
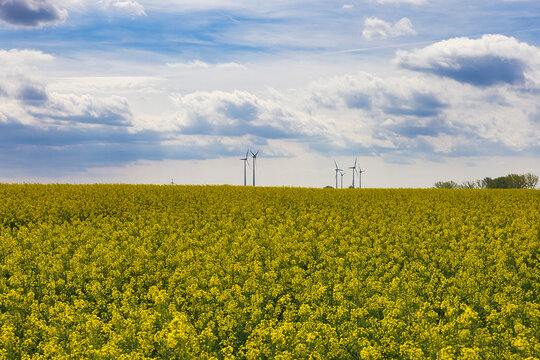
[[0, 184, 539, 360]]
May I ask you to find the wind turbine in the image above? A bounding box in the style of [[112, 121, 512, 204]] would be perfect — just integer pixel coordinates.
[[340, 171, 346, 189], [251, 150, 259, 186], [334, 160, 342, 189], [348, 158, 358, 188], [240, 150, 249, 186], [358, 165, 365, 189]]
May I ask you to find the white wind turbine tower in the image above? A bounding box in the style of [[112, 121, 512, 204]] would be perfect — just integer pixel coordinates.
[[340, 170, 346, 189], [334, 160, 342, 189], [358, 165, 365, 189], [251, 150, 259, 186], [348, 158, 358, 188], [240, 150, 249, 186]]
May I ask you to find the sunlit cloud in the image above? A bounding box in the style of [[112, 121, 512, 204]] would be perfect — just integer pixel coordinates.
[[363, 17, 416, 41]]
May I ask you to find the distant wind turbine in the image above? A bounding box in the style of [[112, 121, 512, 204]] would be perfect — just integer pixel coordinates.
[[358, 165, 365, 189], [334, 160, 342, 189], [240, 150, 249, 186], [251, 150, 259, 186], [348, 158, 358, 188], [340, 171, 346, 189]]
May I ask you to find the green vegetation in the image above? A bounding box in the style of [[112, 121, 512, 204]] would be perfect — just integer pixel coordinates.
[[435, 173, 538, 189], [0, 184, 539, 359]]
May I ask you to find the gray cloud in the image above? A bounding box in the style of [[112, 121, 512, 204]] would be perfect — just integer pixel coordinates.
[[308, 73, 446, 118], [344, 93, 371, 110], [0, 0, 68, 27], [0, 119, 245, 175], [402, 55, 527, 87], [384, 91, 446, 117], [395, 35, 540, 87], [383, 118, 454, 138], [17, 83, 48, 104]]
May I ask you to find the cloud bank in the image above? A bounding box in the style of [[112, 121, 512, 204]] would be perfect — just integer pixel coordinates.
[[1, 33, 539, 175]]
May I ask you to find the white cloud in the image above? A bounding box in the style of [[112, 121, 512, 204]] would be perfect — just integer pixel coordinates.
[[111, 0, 146, 16], [99, 0, 146, 16], [0, 49, 54, 66], [395, 34, 540, 87], [363, 17, 416, 40]]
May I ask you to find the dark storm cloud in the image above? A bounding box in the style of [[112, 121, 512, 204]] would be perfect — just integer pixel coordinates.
[[400, 55, 527, 87], [0, 0, 67, 27]]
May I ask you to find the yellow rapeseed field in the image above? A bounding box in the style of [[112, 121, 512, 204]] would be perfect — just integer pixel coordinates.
[[0, 184, 539, 359]]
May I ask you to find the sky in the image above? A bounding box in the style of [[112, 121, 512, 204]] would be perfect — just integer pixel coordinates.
[[0, 0, 539, 188]]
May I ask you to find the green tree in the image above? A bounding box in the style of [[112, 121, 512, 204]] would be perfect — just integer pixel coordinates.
[[505, 174, 526, 189]]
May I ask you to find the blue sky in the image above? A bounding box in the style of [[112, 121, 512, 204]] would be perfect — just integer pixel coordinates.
[[0, 0, 539, 187]]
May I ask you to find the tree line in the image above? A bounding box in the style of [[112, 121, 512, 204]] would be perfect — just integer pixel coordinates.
[[434, 173, 538, 189]]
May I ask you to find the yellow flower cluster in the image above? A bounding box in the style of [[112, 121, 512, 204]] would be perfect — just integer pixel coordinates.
[[0, 185, 539, 359]]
